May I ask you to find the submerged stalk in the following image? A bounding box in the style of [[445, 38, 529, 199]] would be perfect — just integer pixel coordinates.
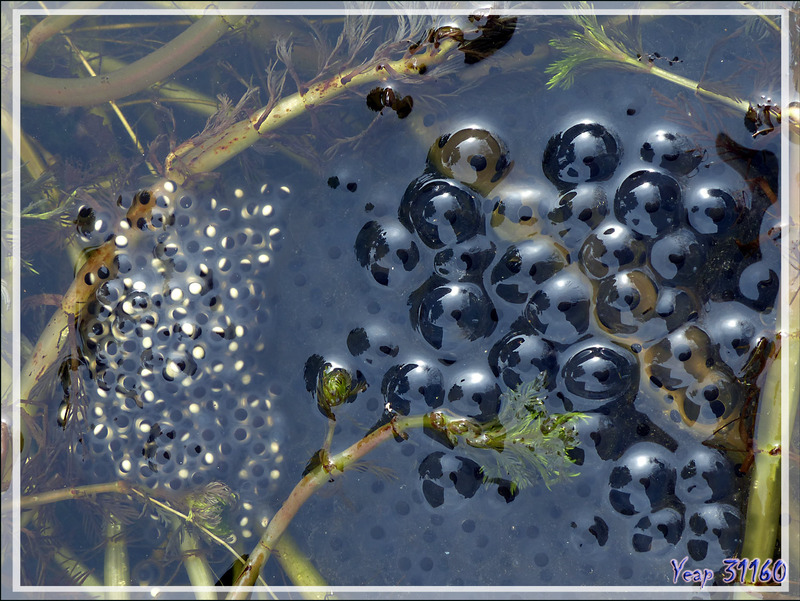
[[104, 515, 130, 599], [21, 10, 252, 107], [226, 414, 426, 597], [165, 38, 461, 183]]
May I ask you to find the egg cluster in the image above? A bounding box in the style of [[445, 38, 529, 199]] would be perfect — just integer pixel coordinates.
[[347, 121, 777, 574], [73, 183, 287, 531]]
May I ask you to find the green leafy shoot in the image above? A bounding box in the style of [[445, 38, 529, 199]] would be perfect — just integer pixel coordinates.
[[182, 481, 239, 539], [546, 7, 644, 90], [429, 374, 587, 493]]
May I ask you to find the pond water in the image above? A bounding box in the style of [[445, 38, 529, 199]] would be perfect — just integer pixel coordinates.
[[9, 4, 789, 595]]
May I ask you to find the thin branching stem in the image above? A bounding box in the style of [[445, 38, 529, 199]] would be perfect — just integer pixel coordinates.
[[226, 414, 426, 596], [165, 38, 461, 182]]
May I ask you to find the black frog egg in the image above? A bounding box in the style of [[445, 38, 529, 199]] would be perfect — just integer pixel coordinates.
[[488, 328, 557, 390], [490, 237, 569, 304], [614, 170, 682, 237], [543, 185, 609, 249], [524, 267, 593, 345], [354, 219, 421, 288], [398, 175, 485, 249], [685, 503, 742, 564], [684, 186, 740, 236], [408, 275, 498, 354], [488, 179, 548, 242], [542, 122, 622, 190], [639, 130, 704, 176], [381, 361, 445, 415], [579, 221, 647, 279], [594, 269, 659, 337], [608, 442, 680, 517], [427, 128, 514, 196], [557, 339, 639, 411], [649, 228, 706, 285]]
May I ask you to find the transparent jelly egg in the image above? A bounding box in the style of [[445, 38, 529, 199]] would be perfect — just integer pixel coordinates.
[[488, 179, 547, 242], [676, 446, 735, 505], [346, 322, 400, 366], [737, 260, 779, 312], [542, 122, 622, 190], [433, 239, 496, 282], [427, 128, 514, 195], [614, 170, 682, 237], [639, 130, 703, 176], [685, 504, 741, 564], [608, 442, 680, 516], [524, 268, 593, 344], [594, 269, 659, 336], [543, 184, 609, 249], [558, 340, 639, 410], [354, 219, 421, 287], [488, 329, 557, 390], [381, 361, 445, 414], [683, 368, 743, 426], [398, 175, 485, 249], [649, 228, 706, 285], [446, 365, 502, 417], [490, 237, 569, 304], [579, 221, 647, 279], [409, 276, 498, 352], [700, 302, 767, 376], [684, 187, 740, 236], [419, 451, 483, 508], [630, 507, 684, 555]]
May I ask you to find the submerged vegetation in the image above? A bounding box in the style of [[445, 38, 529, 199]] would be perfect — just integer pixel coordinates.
[[0, 1, 796, 596]]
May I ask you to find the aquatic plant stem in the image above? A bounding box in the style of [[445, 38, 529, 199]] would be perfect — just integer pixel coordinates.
[[178, 524, 218, 600], [104, 514, 131, 599], [739, 332, 800, 582], [226, 414, 426, 597], [19, 3, 103, 67], [21, 10, 252, 107], [164, 38, 461, 183]]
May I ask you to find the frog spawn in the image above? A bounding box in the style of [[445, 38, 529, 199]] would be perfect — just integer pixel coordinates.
[[74, 184, 288, 540], [343, 119, 776, 575]]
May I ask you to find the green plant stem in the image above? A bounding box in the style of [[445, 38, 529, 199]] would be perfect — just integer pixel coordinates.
[[3, 480, 130, 513], [21, 10, 252, 107], [104, 515, 130, 599], [20, 2, 104, 67], [54, 540, 104, 587], [179, 524, 218, 600], [165, 38, 461, 183], [272, 535, 333, 600], [739, 334, 799, 582], [226, 414, 426, 597]]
